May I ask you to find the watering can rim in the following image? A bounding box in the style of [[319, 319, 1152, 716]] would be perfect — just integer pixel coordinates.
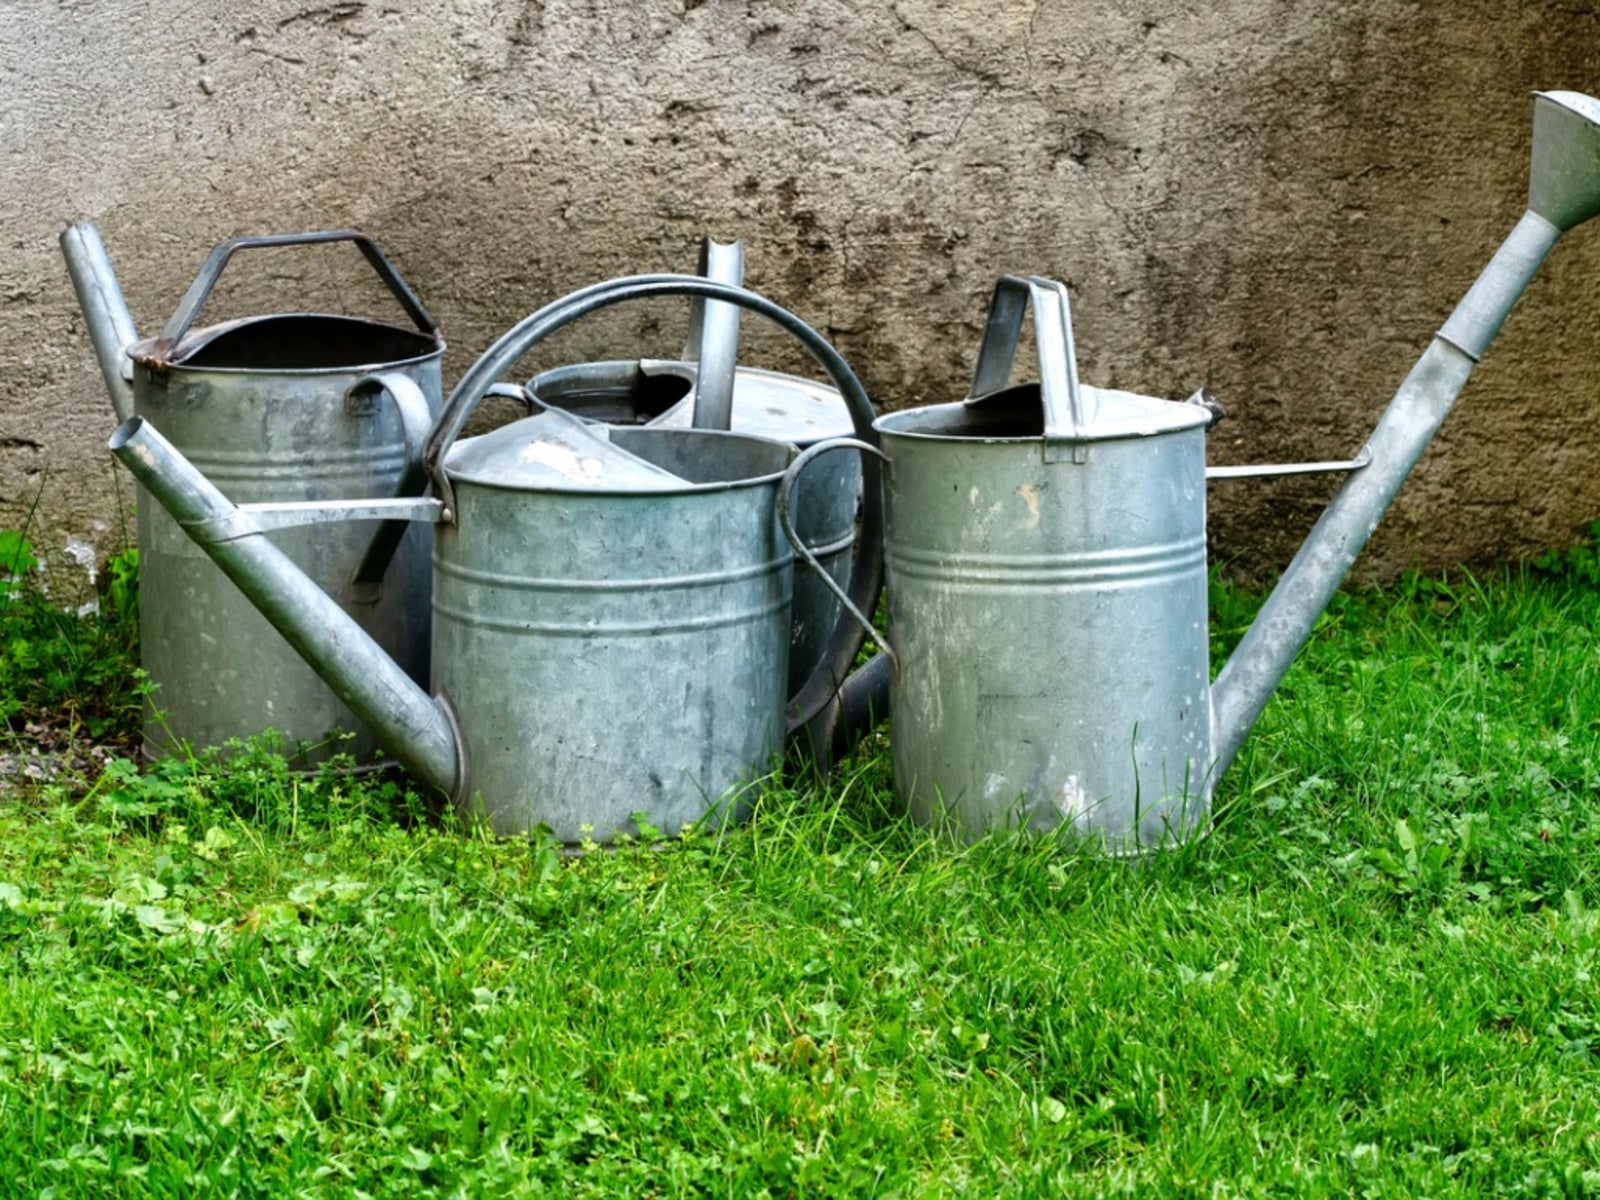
[[443, 421, 801, 497], [875, 383, 1210, 446], [128, 311, 446, 375], [1536, 89, 1600, 119]]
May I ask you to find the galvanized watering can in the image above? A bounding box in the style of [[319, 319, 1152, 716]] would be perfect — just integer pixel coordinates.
[[522, 239, 864, 697], [790, 90, 1600, 850], [61, 226, 444, 765], [109, 276, 884, 842]]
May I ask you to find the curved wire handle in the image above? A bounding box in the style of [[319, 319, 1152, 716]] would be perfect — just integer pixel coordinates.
[[778, 437, 896, 668]]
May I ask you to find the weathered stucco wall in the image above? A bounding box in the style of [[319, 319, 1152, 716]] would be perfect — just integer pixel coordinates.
[[4, 0, 1600, 584]]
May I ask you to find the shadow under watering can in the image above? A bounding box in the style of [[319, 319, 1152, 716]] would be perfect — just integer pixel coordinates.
[[790, 89, 1600, 851], [521, 239, 864, 698], [61, 227, 448, 766], [109, 275, 884, 843]]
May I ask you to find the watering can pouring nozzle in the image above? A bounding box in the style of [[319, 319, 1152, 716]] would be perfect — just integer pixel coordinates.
[[1208, 89, 1600, 777], [107, 414, 464, 798]]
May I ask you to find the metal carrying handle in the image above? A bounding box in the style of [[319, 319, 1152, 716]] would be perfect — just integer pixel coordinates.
[[345, 372, 437, 603], [682, 238, 744, 431], [778, 438, 895, 667], [155, 229, 438, 353], [969, 275, 1086, 444], [345, 381, 536, 601], [424, 273, 885, 731]]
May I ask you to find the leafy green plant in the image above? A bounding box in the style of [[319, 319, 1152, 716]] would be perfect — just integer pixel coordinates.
[[0, 528, 38, 601], [1364, 810, 1491, 900], [0, 525, 142, 743], [1533, 518, 1600, 585], [103, 543, 138, 628]]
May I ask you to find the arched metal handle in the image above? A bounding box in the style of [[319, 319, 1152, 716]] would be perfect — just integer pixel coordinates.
[[155, 229, 437, 353], [778, 437, 896, 667], [968, 274, 1086, 444], [424, 273, 885, 731]]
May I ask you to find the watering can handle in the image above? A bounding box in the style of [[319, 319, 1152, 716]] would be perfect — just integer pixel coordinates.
[[425, 272, 886, 732], [348, 381, 533, 601], [968, 275, 1086, 442], [154, 230, 438, 352], [778, 438, 897, 668], [344, 372, 438, 603]]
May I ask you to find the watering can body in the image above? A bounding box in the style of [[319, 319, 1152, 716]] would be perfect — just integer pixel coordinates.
[[64, 228, 443, 765], [111, 275, 885, 842], [530, 360, 861, 697], [434, 421, 795, 839], [874, 384, 1211, 845]]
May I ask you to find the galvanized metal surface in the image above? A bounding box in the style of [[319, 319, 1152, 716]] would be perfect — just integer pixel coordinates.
[[436, 424, 795, 840], [527, 358, 863, 695], [59, 223, 136, 422], [432, 274, 884, 737], [523, 237, 860, 698], [682, 237, 743, 431], [852, 277, 1213, 850], [878, 407, 1210, 849], [108, 418, 461, 794], [114, 274, 883, 843], [1204, 450, 1371, 480], [132, 341, 441, 764], [114, 230, 445, 764]]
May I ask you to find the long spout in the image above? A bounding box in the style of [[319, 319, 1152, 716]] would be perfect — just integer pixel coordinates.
[[1213, 93, 1600, 777], [108, 416, 462, 797], [61, 222, 138, 422]]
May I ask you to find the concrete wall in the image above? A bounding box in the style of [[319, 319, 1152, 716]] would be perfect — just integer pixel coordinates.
[[5, 0, 1600, 584]]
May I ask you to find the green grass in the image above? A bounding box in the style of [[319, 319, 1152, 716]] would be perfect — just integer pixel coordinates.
[[7, 552, 1600, 1195], [0, 527, 140, 744]]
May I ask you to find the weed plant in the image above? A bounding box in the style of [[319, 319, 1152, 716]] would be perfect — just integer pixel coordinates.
[[0, 527, 140, 744], [7, 537, 1600, 1195]]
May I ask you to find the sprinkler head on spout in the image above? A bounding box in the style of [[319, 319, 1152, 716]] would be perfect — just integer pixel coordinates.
[[1529, 91, 1600, 233]]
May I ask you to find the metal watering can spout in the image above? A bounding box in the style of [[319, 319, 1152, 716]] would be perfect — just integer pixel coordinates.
[[1210, 89, 1600, 776], [60, 221, 138, 422], [107, 415, 463, 796]]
